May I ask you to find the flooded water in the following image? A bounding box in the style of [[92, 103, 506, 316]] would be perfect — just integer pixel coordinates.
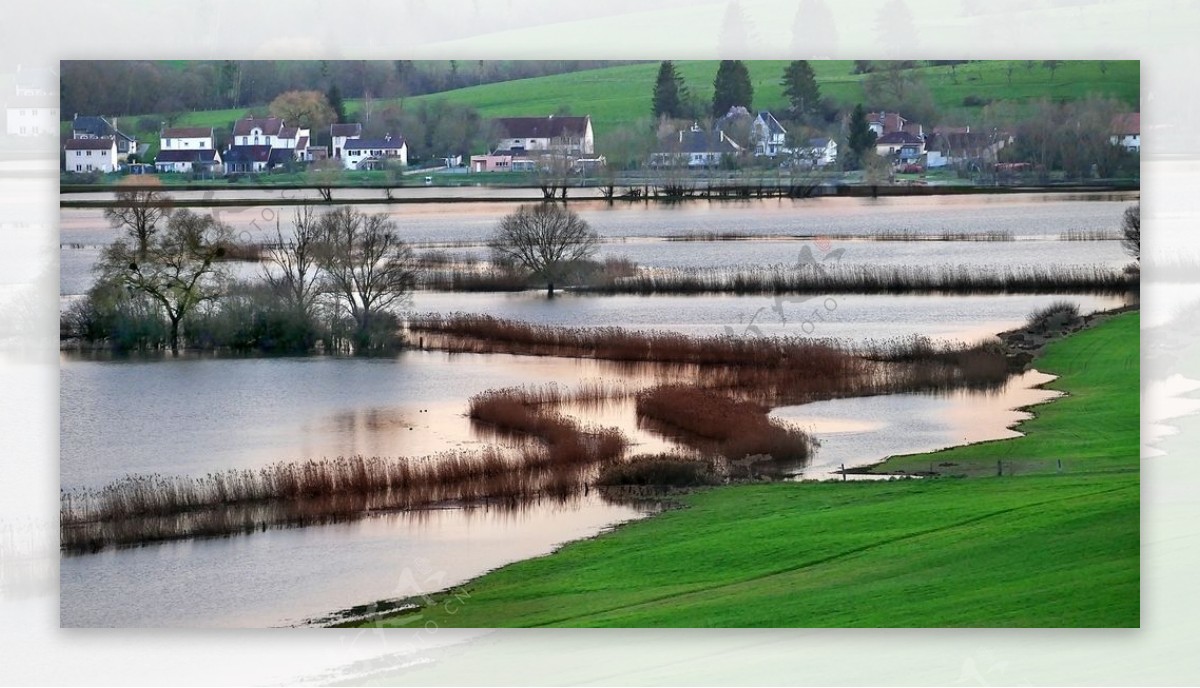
[[407, 291, 1126, 343], [59, 192, 1137, 627], [59, 495, 649, 628], [773, 369, 1060, 478]]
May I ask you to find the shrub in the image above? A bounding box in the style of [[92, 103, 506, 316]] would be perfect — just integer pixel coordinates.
[[1026, 301, 1081, 333], [596, 454, 721, 487]]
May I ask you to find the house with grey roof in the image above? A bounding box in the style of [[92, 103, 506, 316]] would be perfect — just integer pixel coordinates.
[[650, 123, 744, 168], [72, 115, 137, 159], [751, 111, 788, 157], [343, 135, 407, 170]]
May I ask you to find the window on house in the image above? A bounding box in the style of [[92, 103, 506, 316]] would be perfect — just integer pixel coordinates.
[[76, 164, 81, 171], [86, 150, 92, 156]]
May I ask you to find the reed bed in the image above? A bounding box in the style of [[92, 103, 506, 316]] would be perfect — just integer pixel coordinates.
[[417, 266, 530, 291], [596, 453, 723, 487], [635, 386, 815, 463], [580, 263, 1133, 296], [861, 229, 1014, 242], [410, 313, 858, 374], [1059, 229, 1121, 241]]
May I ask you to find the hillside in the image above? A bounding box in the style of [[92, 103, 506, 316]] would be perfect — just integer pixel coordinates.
[[65, 60, 1138, 162]]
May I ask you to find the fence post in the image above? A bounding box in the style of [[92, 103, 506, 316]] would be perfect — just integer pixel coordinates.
[[997, 459, 1002, 477], [840, 464, 845, 481], [1057, 459, 1062, 473]]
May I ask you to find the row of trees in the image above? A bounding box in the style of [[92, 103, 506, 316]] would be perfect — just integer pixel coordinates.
[[66, 193, 602, 354]]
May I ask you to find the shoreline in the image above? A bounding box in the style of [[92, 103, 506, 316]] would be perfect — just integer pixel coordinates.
[[341, 306, 1138, 628]]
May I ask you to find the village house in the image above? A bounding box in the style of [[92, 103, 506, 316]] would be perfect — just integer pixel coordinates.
[[650, 123, 744, 168], [232, 116, 284, 147], [1111, 113, 1140, 153], [64, 138, 118, 173], [866, 111, 924, 139], [330, 122, 362, 159], [805, 137, 838, 166], [492, 115, 594, 156], [342, 135, 408, 170], [925, 126, 1013, 167], [751, 111, 788, 157], [276, 125, 312, 161], [72, 115, 137, 160], [223, 145, 272, 173], [154, 126, 223, 173], [874, 131, 924, 162], [6, 64, 58, 137]]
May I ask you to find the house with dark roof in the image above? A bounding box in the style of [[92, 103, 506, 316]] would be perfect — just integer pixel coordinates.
[[751, 111, 788, 157], [154, 149, 222, 174], [343, 135, 408, 170], [330, 122, 363, 159], [650, 123, 744, 168], [493, 115, 594, 156], [72, 115, 137, 159], [874, 131, 925, 163], [866, 111, 924, 138], [1111, 112, 1140, 152], [223, 145, 272, 173], [805, 137, 838, 166], [64, 138, 118, 173]]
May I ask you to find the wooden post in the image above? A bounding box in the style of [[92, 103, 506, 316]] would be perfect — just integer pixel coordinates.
[[840, 463, 845, 481], [997, 460, 1003, 477], [1057, 459, 1062, 473]]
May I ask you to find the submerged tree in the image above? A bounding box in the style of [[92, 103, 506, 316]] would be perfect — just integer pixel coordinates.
[[1121, 203, 1140, 261], [263, 206, 325, 348], [99, 209, 233, 354], [489, 203, 600, 298], [103, 186, 173, 261], [314, 207, 417, 353]]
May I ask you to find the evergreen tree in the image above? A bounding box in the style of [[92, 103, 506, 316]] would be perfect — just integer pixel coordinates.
[[326, 84, 346, 123], [781, 60, 820, 119], [846, 103, 877, 170], [652, 61, 688, 119], [712, 60, 753, 118]]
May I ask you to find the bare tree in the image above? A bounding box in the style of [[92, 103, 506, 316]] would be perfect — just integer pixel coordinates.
[[264, 206, 324, 326], [489, 203, 600, 298], [100, 209, 232, 354], [315, 207, 417, 352], [103, 187, 173, 261], [1121, 203, 1140, 261]]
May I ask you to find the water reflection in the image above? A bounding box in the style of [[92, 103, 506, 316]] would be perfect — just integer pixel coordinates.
[[772, 369, 1060, 478]]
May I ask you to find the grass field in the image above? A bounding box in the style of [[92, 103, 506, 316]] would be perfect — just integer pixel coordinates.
[[358, 311, 1139, 628], [87, 60, 1137, 153]]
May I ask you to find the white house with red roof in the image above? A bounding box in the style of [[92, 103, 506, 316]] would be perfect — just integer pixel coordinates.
[[65, 138, 118, 173]]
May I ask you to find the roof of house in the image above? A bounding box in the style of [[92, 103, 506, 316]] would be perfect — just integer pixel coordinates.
[[664, 127, 742, 155], [279, 126, 299, 139], [331, 123, 362, 137], [72, 115, 135, 142], [755, 111, 787, 136], [1112, 112, 1140, 135], [875, 131, 924, 145], [223, 145, 273, 163], [232, 117, 284, 136], [155, 149, 220, 163], [297, 136, 309, 150], [867, 111, 907, 134], [345, 136, 406, 151], [65, 138, 116, 151], [494, 116, 591, 139], [267, 148, 296, 165], [808, 137, 835, 147], [162, 127, 212, 139]]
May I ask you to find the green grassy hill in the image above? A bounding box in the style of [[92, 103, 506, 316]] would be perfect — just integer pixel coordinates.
[[357, 312, 1138, 628], [90, 60, 1137, 158]]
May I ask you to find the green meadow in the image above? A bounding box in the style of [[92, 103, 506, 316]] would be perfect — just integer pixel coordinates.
[[358, 312, 1139, 628]]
